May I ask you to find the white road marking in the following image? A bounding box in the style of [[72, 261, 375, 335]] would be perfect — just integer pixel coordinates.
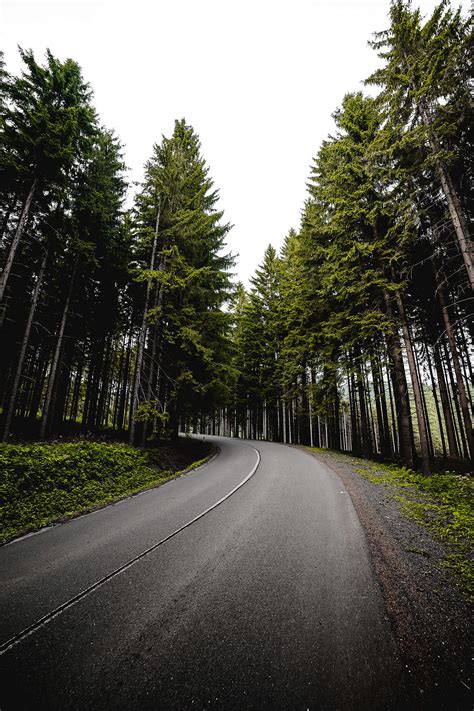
[[0, 444, 260, 656]]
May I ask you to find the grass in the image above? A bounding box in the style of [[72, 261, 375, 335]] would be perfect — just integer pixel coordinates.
[[305, 447, 473, 600], [0, 439, 212, 543]]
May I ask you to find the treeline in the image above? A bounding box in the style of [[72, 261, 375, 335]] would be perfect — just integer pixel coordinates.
[[1, 1, 472, 476], [211, 0, 472, 475], [0, 49, 234, 443]]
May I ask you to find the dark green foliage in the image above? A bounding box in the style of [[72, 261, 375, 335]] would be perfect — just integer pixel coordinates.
[[352, 456, 473, 598], [130, 120, 234, 440], [0, 439, 211, 541], [1, 50, 234, 446], [225, 1, 472, 472], [1, 1, 472, 477]]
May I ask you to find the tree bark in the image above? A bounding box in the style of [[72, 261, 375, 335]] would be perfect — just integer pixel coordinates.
[[426, 345, 447, 458], [40, 259, 77, 439], [0, 178, 38, 308], [438, 287, 474, 463], [371, 358, 391, 457], [356, 362, 372, 457], [129, 203, 161, 445], [383, 291, 415, 468], [417, 101, 473, 290], [395, 291, 431, 475], [2, 244, 48, 440]]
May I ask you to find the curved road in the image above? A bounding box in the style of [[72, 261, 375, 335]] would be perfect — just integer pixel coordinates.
[[0, 437, 409, 709]]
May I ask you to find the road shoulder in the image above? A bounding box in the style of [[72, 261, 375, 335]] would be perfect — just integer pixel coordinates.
[[301, 446, 472, 711]]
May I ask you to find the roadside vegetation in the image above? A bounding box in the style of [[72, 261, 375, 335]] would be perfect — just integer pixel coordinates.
[[1, 1, 472, 480], [306, 447, 473, 600], [0, 439, 212, 542]]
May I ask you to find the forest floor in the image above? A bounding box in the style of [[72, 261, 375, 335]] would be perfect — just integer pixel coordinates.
[[302, 446, 472, 710], [0, 437, 213, 544]]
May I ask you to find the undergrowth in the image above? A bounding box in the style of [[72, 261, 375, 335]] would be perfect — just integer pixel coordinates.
[[0, 440, 210, 542], [306, 447, 473, 600]]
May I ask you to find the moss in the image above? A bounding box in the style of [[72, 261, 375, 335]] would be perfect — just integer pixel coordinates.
[[0, 441, 211, 542], [306, 447, 473, 600]]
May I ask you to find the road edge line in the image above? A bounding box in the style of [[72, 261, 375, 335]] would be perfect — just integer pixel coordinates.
[[0, 443, 260, 656]]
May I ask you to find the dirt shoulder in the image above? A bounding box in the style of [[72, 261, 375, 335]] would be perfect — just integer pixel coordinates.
[[302, 446, 472, 711]]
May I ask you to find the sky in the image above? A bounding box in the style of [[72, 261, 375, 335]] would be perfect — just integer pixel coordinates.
[[1, 0, 469, 284]]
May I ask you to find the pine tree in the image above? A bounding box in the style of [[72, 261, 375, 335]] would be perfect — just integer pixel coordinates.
[[130, 119, 234, 442], [0, 48, 96, 312], [367, 0, 473, 289]]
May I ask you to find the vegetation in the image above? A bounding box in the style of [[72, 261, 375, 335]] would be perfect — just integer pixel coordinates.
[[1, 1, 472, 482], [338, 452, 472, 598], [0, 439, 212, 541], [304, 445, 472, 597], [0, 51, 233, 445], [209, 1, 472, 478]]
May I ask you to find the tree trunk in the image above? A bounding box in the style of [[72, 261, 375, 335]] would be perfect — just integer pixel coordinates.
[[426, 345, 447, 458], [413, 340, 434, 458], [418, 101, 473, 290], [371, 358, 391, 457], [395, 291, 431, 475], [349, 368, 360, 455], [438, 287, 474, 463], [95, 336, 112, 430], [384, 291, 415, 468], [0, 193, 18, 242], [40, 259, 76, 439], [2, 244, 48, 440], [129, 203, 161, 445], [69, 358, 84, 425], [0, 178, 38, 307], [385, 358, 398, 455], [442, 343, 467, 458], [356, 363, 372, 457], [116, 328, 132, 430]]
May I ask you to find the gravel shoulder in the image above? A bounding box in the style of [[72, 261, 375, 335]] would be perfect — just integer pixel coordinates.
[[301, 446, 472, 711]]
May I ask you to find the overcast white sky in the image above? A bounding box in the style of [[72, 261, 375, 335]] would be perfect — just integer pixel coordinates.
[[1, 0, 469, 284]]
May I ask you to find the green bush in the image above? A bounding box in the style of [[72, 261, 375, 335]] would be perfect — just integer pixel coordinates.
[[0, 441, 206, 541]]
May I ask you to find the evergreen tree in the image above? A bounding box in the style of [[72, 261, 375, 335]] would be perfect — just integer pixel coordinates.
[[367, 0, 473, 289], [130, 119, 234, 442], [0, 48, 96, 311]]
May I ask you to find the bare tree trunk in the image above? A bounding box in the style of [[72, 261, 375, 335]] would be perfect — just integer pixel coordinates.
[[385, 358, 398, 455], [442, 343, 467, 457], [435, 164, 473, 289], [364, 365, 378, 453], [40, 259, 76, 439], [349, 367, 360, 454], [438, 288, 474, 462], [411, 339, 434, 458], [0, 178, 38, 307], [457, 324, 473, 387], [356, 363, 372, 457], [418, 101, 473, 289], [2, 244, 48, 440], [395, 292, 431, 475], [28, 349, 49, 424], [426, 345, 447, 458], [0, 193, 18, 241], [117, 328, 132, 430], [371, 358, 391, 457], [456, 324, 473, 411], [70, 358, 84, 425], [384, 291, 415, 468], [95, 337, 112, 430], [129, 203, 160, 445]]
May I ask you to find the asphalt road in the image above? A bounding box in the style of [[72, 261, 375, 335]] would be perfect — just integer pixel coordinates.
[[0, 437, 409, 709]]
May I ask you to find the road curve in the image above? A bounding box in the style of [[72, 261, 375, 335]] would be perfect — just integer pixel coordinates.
[[0, 436, 409, 709]]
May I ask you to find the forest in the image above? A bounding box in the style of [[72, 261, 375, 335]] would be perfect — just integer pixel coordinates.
[[1, 0, 472, 478]]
